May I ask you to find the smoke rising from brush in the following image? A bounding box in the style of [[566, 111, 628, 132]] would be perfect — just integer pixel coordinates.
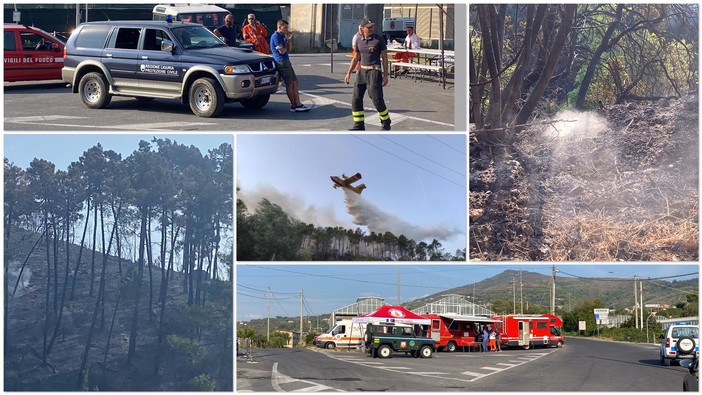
[[343, 189, 461, 241], [238, 185, 350, 228]]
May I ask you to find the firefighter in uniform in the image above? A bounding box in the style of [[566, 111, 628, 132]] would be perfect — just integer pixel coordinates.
[[344, 18, 391, 131]]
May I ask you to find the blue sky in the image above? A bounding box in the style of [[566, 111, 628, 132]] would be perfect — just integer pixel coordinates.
[[4, 133, 233, 170], [235, 263, 699, 321], [236, 134, 467, 254]]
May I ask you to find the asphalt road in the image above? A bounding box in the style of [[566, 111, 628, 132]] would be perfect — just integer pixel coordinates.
[[4, 54, 460, 132], [236, 337, 691, 391]]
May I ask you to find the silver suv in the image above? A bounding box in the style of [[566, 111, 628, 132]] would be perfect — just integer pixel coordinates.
[[660, 324, 699, 366], [62, 21, 279, 117]]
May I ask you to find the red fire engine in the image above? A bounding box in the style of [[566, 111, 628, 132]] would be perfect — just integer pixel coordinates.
[[492, 314, 564, 349], [421, 313, 500, 352]]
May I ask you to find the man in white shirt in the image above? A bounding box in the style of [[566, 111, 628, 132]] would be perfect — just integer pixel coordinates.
[[394, 25, 421, 74]]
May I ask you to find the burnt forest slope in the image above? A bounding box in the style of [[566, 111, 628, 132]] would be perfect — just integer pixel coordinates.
[[5, 229, 233, 391]]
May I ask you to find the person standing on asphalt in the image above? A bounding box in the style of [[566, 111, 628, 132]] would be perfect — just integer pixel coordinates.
[[482, 327, 489, 353], [214, 14, 240, 47], [344, 18, 391, 131], [270, 19, 310, 112], [243, 13, 270, 54]]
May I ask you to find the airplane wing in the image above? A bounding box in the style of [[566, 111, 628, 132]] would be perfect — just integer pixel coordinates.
[[344, 172, 362, 184]]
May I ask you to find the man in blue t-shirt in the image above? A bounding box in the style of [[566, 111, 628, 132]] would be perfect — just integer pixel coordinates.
[[270, 19, 309, 112], [214, 14, 240, 47]]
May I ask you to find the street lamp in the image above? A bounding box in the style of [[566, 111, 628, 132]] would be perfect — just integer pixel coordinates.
[[646, 312, 656, 344]]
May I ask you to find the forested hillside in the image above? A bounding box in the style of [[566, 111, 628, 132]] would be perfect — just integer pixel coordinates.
[[470, 4, 698, 260], [4, 139, 233, 390], [237, 198, 466, 261]]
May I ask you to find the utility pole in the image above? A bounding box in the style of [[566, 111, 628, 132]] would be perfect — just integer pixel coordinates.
[[551, 265, 557, 315], [520, 269, 524, 315], [512, 276, 517, 314], [639, 278, 644, 329], [472, 282, 476, 315], [634, 276, 639, 329], [300, 289, 304, 347], [267, 287, 271, 344], [397, 265, 400, 305]]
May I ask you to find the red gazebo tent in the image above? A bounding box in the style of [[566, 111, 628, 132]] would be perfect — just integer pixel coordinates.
[[352, 305, 430, 325]]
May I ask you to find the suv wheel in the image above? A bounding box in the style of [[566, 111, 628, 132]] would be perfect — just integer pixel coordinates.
[[661, 354, 671, 366], [189, 77, 224, 117], [377, 345, 392, 359], [325, 342, 336, 350], [240, 94, 270, 110], [420, 346, 433, 358], [79, 72, 112, 109], [446, 342, 457, 352], [556, 341, 563, 348]]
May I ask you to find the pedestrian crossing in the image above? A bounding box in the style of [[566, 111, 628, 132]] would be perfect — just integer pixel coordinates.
[[4, 115, 215, 130], [271, 362, 345, 392], [312, 348, 555, 383]]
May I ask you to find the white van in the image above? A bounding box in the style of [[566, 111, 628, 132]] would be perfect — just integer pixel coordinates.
[[152, 4, 230, 30], [314, 320, 367, 349]]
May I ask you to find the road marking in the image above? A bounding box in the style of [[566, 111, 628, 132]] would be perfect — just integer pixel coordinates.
[[5, 115, 85, 122], [5, 116, 214, 131], [271, 362, 344, 392], [313, 347, 557, 383], [299, 91, 455, 128]]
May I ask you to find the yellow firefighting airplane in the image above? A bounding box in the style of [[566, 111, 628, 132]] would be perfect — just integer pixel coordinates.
[[330, 172, 367, 194]]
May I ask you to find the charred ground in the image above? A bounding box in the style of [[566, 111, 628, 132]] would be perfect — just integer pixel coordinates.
[[470, 95, 699, 261]]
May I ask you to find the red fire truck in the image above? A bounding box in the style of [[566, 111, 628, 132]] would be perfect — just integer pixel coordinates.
[[422, 313, 500, 352], [492, 314, 564, 349]]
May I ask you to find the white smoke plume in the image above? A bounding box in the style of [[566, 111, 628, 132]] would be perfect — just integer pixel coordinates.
[[238, 185, 351, 227], [8, 260, 31, 296], [342, 189, 462, 241]]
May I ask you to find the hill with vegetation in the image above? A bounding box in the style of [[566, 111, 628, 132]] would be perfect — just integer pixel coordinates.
[[239, 269, 698, 340], [4, 139, 233, 390]]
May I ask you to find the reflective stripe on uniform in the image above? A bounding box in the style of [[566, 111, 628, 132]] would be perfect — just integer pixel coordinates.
[[378, 109, 390, 121], [352, 110, 365, 122]]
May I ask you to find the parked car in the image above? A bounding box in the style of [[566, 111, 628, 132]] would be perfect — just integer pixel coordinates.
[[678, 336, 699, 391], [364, 322, 436, 359], [660, 324, 699, 366], [4, 23, 65, 82], [62, 20, 279, 117]]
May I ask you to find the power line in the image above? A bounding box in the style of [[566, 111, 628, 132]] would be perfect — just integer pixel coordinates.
[[237, 283, 299, 295], [351, 135, 465, 189], [249, 265, 447, 290], [378, 135, 465, 177], [426, 134, 465, 155], [237, 291, 269, 300], [558, 271, 698, 282]]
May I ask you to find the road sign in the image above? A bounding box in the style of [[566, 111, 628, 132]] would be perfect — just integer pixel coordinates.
[[594, 308, 609, 324], [578, 321, 586, 331]]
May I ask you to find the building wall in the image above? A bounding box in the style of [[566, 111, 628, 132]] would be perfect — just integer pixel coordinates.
[[287, 4, 454, 52]]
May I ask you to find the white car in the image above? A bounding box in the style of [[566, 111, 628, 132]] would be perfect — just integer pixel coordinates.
[[660, 324, 699, 366]]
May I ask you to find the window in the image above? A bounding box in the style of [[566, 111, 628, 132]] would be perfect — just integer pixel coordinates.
[[4, 32, 16, 50], [536, 322, 547, 329], [672, 327, 699, 338], [432, 320, 440, 330], [75, 25, 111, 49], [448, 321, 460, 330], [142, 29, 170, 51], [20, 32, 53, 51], [113, 27, 141, 50]]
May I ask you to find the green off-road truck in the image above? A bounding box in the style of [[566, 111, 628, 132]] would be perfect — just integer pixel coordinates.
[[364, 322, 436, 359]]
